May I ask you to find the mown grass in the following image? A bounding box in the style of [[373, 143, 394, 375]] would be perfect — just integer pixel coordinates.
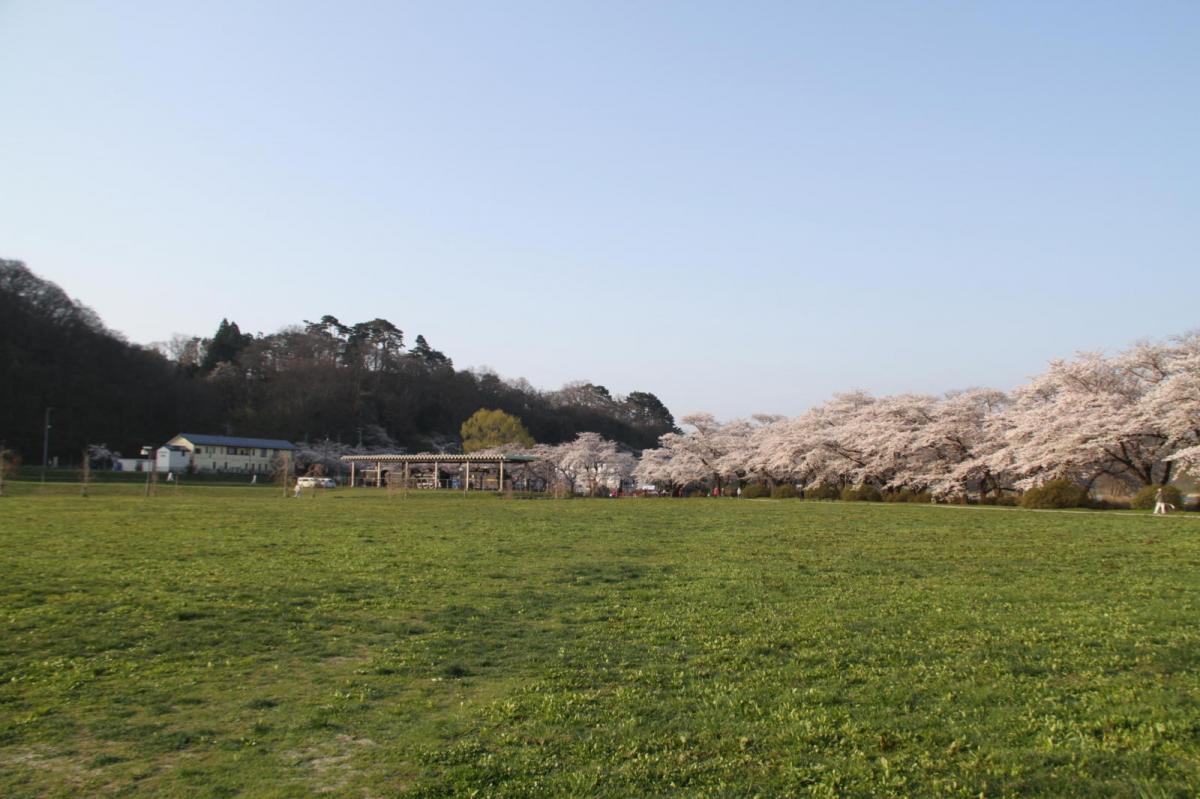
[[1, 485, 1198, 797]]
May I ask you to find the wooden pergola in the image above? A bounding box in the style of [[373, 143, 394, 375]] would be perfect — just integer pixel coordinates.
[[340, 453, 540, 492]]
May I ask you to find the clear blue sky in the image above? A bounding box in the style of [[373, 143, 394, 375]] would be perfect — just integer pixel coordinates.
[[2, 1, 1196, 420]]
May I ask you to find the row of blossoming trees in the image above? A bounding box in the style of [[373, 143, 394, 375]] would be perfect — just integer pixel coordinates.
[[634, 334, 1200, 499]]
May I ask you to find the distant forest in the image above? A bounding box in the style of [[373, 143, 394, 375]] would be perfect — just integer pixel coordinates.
[[0, 260, 676, 462]]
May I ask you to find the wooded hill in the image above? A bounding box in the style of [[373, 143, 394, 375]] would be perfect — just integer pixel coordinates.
[[0, 260, 676, 462]]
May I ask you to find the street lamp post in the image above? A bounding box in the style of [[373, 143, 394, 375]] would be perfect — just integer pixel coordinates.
[[141, 445, 158, 496]]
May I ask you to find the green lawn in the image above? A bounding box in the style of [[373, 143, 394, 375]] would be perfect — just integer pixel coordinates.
[[1, 487, 1198, 797]]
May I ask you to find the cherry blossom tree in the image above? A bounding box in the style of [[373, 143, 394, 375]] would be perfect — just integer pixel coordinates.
[[525, 434, 633, 496], [557, 432, 635, 495], [911, 388, 1012, 498], [998, 343, 1185, 489], [1138, 333, 1200, 474], [295, 439, 356, 478], [632, 446, 676, 490], [767, 392, 878, 489], [635, 413, 756, 494]]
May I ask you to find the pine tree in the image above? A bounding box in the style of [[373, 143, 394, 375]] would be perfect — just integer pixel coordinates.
[[201, 318, 251, 371]]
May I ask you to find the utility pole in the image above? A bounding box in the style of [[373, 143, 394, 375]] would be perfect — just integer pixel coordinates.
[[141, 445, 158, 497], [281, 451, 292, 497], [41, 407, 53, 484], [81, 448, 91, 497]]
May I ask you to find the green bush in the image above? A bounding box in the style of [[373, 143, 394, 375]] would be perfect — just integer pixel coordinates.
[[741, 483, 769, 499], [841, 485, 882, 502], [803, 483, 840, 500], [1020, 479, 1088, 509], [771, 484, 799, 499], [884, 490, 933, 504], [1130, 484, 1183, 510]]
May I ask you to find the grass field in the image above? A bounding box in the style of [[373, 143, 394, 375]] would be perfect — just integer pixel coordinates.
[[1, 486, 1198, 797]]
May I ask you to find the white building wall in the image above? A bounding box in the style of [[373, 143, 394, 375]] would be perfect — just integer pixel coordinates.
[[155, 448, 190, 473], [166, 436, 290, 473]]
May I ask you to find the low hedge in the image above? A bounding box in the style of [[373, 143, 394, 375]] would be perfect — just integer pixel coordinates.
[[1130, 484, 1183, 511], [803, 483, 840, 500], [841, 485, 882, 502], [884, 490, 933, 504], [1020, 479, 1087, 509]]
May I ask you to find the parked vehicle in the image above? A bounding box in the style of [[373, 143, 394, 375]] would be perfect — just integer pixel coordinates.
[[296, 476, 337, 489]]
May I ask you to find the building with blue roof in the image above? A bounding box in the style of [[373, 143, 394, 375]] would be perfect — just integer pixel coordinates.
[[161, 433, 296, 474]]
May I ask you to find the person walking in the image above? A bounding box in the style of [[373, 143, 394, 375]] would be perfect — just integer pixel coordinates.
[[1153, 487, 1169, 515]]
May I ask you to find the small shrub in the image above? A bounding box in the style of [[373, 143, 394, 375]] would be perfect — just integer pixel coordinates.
[[771, 484, 799, 499], [884, 490, 933, 504], [742, 483, 769, 499], [841, 485, 882, 502], [804, 483, 840, 500], [1020, 479, 1087, 509], [1130, 484, 1183, 511]]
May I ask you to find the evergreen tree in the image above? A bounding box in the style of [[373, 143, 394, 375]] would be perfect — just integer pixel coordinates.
[[410, 334, 452, 368], [623, 391, 677, 432], [201, 318, 251, 371]]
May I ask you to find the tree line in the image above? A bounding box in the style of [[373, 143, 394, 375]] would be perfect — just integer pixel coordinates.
[[633, 333, 1200, 500], [0, 260, 677, 463]]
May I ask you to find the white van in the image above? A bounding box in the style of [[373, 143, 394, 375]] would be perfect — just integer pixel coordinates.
[[296, 476, 337, 489]]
